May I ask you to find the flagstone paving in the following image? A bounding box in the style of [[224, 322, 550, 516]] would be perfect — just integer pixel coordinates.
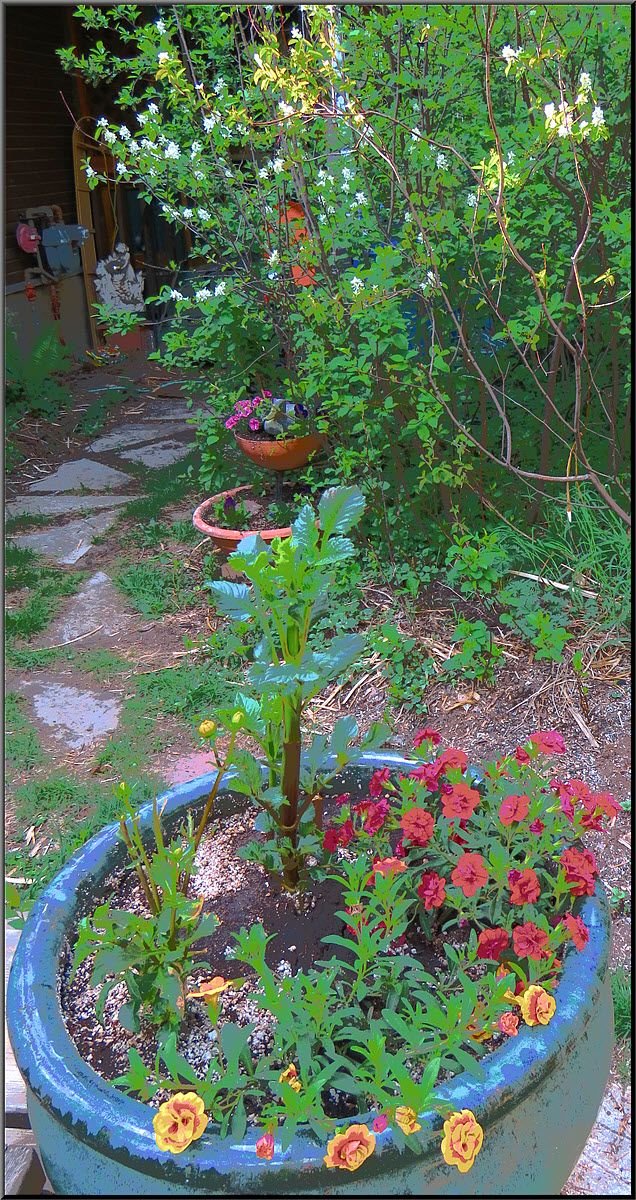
[[6, 493, 138, 519], [32, 570, 141, 649], [27, 458, 132, 494], [15, 679, 122, 750], [89, 422, 190, 453], [117, 438, 192, 468], [10, 512, 121, 566]]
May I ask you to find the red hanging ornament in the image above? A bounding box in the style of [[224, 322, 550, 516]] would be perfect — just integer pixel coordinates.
[[25, 281, 37, 304]]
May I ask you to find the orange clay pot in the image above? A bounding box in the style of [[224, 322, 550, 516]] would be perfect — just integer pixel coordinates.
[[234, 432, 325, 472], [192, 485, 292, 558]]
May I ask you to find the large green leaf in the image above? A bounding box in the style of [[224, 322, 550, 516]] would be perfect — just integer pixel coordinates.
[[206, 580, 255, 620], [318, 487, 365, 537]]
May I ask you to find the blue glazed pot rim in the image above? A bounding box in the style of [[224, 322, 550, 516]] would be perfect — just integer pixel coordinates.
[[7, 751, 610, 1187]]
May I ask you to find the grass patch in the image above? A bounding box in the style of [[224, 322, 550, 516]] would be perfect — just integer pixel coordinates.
[[5, 693, 44, 771], [5, 513, 61, 536], [72, 648, 132, 682], [5, 545, 85, 644], [117, 452, 200, 525], [121, 517, 202, 550], [115, 556, 199, 617], [75, 383, 132, 437], [611, 967, 631, 1042], [6, 772, 159, 922]]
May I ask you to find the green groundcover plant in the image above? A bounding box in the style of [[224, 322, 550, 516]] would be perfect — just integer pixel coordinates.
[[71, 488, 621, 1176]]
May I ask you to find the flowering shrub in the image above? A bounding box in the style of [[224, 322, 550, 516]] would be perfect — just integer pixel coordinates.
[[225, 390, 313, 439], [60, 5, 630, 532]]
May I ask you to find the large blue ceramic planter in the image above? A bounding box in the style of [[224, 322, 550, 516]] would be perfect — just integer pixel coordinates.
[[7, 753, 612, 1196]]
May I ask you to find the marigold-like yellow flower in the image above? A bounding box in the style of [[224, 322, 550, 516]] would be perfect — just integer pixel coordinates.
[[517, 984, 556, 1027], [441, 1109, 484, 1173], [153, 1093, 208, 1154], [324, 1124, 375, 1171], [394, 1105, 421, 1134], [187, 975, 234, 1006], [278, 1063, 302, 1092], [198, 719, 217, 739]]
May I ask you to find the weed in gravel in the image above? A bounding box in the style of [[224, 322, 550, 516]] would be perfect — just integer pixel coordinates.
[[443, 617, 503, 685], [72, 648, 132, 682], [5, 693, 44, 771], [370, 621, 436, 711]]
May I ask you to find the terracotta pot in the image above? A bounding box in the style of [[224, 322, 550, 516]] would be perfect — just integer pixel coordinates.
[[234, 432, 325, 472], [192, 485, 291, 557]]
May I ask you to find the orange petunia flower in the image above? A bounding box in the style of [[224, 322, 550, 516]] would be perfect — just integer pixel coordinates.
[[324, 1124, 376, 1171], [517, 984, 556, 1027], [278, 1063, 302, 1092], [441, 1109, 484, 1173], [187, 976, 234, 1006], [255, 1133, 275, 1160], [395, 1106, 422, 1134], [153, 1093, 208, 1154]]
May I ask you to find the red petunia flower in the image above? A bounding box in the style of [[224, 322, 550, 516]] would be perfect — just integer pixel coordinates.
[[408, 762, 440, 790], [323, 827, 341, 853], [368, 857, 406, 881], [338, 819, 356, 848], [560, 847, 598, 897], [413, 726, 442, 747], [400, 807, 435, 847], [499, 793, 530, 826], [529, 818, 545, 835], [372, 1113, 388, 1133], [476, 927, 510, 960], [512, 921, 550, 960], [529, 730, 567, 755], [435, 747, 469, 775], [508, 867, 541, 906], [441, 782, 481, 820], [354, 798, 390, 835], [561, 912, 590, 951], [514, 746, 531, 765], [417, 871, 446, 910], [579, 790, 622, 831], [368, 768, 392, 797], [451, 852, 488, 898]]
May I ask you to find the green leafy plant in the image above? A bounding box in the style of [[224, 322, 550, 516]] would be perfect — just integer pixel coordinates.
[[370, 622, 436, 710], [501, 607, 572, 663], [445, 532, 510, 597], [610, 967, 631, 1042], [4, 693, 44, 771], [5, 322, 73, 419], [72, 786, 219, 1036], [443, 619, 503, 684]]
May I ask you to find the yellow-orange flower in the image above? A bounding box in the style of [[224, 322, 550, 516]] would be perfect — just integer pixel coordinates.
[[518, 984, 556, 1027], [187, 976, 234, 1006], [198, 719, 217, 739], [324, 1124, 376, 1171], [153, 1093, 208, 1154], [395, 1106, 421, 1134], [278, 1063, 302, 1092], [441, 1109, 484, 1174]]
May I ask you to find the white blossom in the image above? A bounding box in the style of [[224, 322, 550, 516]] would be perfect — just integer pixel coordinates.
[[202, 113, 219, 132], [420, 270, 437, 292], [214, 280, 227, 296], [116, 161, 127, 175], [416, 231, 424, 243], [291, 24, 301, 38], [350, 276, 364, 294], [558, 115, 573, 137], [591, 106, 605, 126], [254, 52, 263, 68], [85, 165, 96, 179], [158, 52, 170, 64], [279, 101, 295, 118], [506, 149, 515, 163], [466, 192, 477, 207], [270, 157, 285, 174], [197, 208, 211, 221], [410, 126, 422, 142], [341, 181, 350, 193], [164, 141, 180, 160], [501, 45, 521, 64], [259, 167, 269, 179], [182, 208, 193, 219], [119, 125, 130, 140], [137, 112, 148, 126], [156, 19, 166, 34], [318, 212, 327, 224], [579, 119, 589, 133], [148, 103, 159, 115], [327, 204, 335, 215], [193, 170, 204, 181], [103, 130, 116, 144], [195, 287, 212, 301], [354, 191, 367, 205], [191, 140, 202, 156], [97, 117, 108, 128], [267, 249, 279, 265], [342, 167, 354, 181], [170, 289, 184, 301], [579, 71, 592, 91], [436, 152, 448, 169], [214, 77, 226, 94], [404, 210, 413, 223]]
